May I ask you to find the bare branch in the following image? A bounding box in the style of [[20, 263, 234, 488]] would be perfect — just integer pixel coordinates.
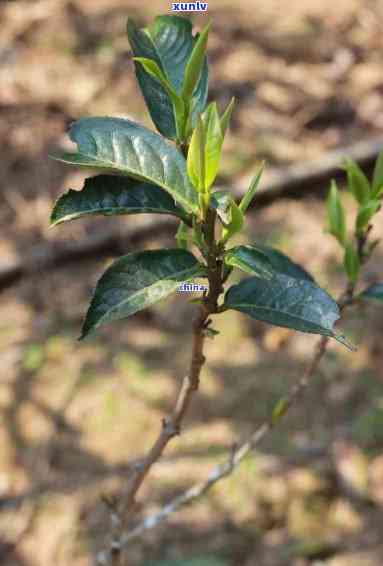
[[111, 335, 329, 551], [103, 274, 365, 557]]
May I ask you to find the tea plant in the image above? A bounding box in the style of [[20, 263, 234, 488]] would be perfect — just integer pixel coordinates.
[[50, 14, 383, 563]]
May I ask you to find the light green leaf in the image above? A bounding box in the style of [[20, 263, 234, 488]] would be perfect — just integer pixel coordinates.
[[327, 180, 346, 246], [81, 249, 206, 338], [220, 97, 235, 138], [239, 162, 265, 213], [182, 21, 211, 101], [187, 115, 206, 193], [221, 200, 244, 242], [224, 274, 345, 342], [132, 57, 185, 137], [203, 102, 224, 189], [132, 57, 177, 100], [372, 150, 383, 197], [127, 16, 208, 140], [359, 282, 383, 302], [51, 117, 199, 214], [210, 191, 243, 240], [50, 175, 190, 226], [187, 103, 224, 193], [356, 199, 380, 234], [224, 244, 315, 282], [344, 158, 370, 204], [344, 241, 360, 285]]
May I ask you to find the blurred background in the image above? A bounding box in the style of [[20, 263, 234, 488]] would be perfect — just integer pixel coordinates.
[[1, 1, 383, 565]]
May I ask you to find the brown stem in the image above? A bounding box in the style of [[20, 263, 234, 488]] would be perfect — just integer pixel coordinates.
[[100, 227, 374, 557], [104, 209, 223, 565], [121, 304, 209, 505], [105, 305, 210, 565]]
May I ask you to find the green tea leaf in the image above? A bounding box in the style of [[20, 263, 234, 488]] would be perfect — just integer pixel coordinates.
[[344, 241, 360, 284], [372, 150, 383, 197], [132, 57, 177, 100], [187, 115, 206, 193], [356, 199, 380, 234], [81, 249, 206, 338], [221, 200, 244, 242], [344, 158, 370, 204], [220, 97, 235, 138], [359, 282, 383, 302], [225, 244, 315, 281], [50, 175, 191, 226], [225, 274, 343, 341], [51, 117, 199, 214], [132, 57, 185, 137], [127, 16, 208, 140], [203, 102, 224, 189], [327, 180, 346, 246], [187, 103, 224, 193], [182, 21, 211, 101], [239, 162, 265, 213]]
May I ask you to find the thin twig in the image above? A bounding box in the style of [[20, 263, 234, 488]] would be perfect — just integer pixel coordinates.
[[103, 304, 209, 564], [102, 210, 222, 565], [114, 335, 329, 549], [103, 268, 366, 556]]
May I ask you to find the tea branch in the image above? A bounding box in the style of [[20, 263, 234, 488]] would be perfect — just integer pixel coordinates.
[[97, 227, 373, 565], [102, 211, 224, 566]]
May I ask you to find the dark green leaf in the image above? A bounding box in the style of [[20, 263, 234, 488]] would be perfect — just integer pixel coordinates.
[[225, 275, 342, 340], [50, 175, 190, 226], [52, 117, 199, 214], [225, 244, 315, 282], [359, 282, 383, 302], [132, 57, 186, 139], [81, 249, 206, 338], [127, 16, 208, 140], [127, 18, 176, 139]]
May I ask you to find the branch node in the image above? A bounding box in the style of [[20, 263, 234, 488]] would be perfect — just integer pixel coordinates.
[[162, 418, 180, 437]]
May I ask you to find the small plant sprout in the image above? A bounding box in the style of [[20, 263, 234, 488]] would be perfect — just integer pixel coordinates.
[[50, 14, 383, 563]]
